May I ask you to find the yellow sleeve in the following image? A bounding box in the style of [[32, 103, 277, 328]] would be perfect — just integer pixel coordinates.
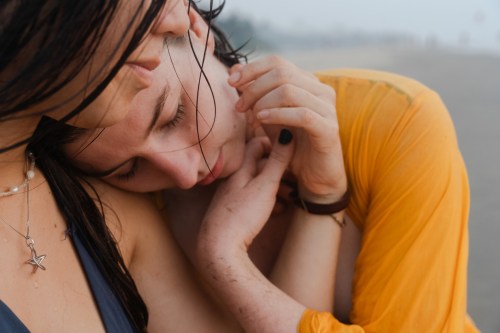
[[300, 70, 478, 333], [298, 310, 364, 333], [298, 309, 479, 333]]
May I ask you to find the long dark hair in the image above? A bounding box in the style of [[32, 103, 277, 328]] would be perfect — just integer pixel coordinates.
[[0, 0, 167, 152], [173, 0, 246, 174], [29, 118, 150, 331], [26, 2, 247, 332], [191, 0, 247, 67], [1, 1, 169, 331]]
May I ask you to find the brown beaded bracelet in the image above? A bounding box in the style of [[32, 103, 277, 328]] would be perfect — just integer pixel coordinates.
[[290, 188, 351, 215]]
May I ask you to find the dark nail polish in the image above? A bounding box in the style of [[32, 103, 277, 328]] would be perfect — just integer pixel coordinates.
[[278, 129, 293, 145]]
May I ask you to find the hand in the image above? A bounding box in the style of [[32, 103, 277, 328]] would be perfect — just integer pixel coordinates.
[[228, 56, 347, 202], [198, 134, 294, 257]]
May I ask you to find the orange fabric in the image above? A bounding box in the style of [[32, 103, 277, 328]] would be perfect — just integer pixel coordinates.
[[299, 69, 478, 333], [299, 310, 364, 333]]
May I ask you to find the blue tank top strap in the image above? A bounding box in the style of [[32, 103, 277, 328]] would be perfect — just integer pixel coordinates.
[[71, 226, 136, 333]]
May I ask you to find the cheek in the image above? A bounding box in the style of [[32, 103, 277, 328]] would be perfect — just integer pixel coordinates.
[[221, 126, 247, 177]]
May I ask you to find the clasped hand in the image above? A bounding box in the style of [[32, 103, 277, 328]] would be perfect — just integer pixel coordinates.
[[229, 56, 347, 203], [198, 56, 347, 258]]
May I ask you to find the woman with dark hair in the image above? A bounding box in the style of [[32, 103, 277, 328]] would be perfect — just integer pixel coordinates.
[[0, 1, 243, 332], [62, 5, 479, 333]]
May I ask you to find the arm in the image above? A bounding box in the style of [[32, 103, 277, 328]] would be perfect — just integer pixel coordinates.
[[196, 56, 350, 332], [269, 206, 342, 312], [199, 68, 477, 333], [196, 135, 308, 333], [229, 56, 347, 312], [343, 89, 472, 332], [300, 71, 476, 332]]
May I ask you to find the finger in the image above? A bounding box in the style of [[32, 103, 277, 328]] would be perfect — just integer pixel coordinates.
[[253, 129, 295, 190], [228, 56, 316, 88], [252, 84, 334, 119], [227, 56, 277, 87], [231, 136, 271, 185], [255, 107, 338, 141], [235, 67, 329, 113], [228, 63, 244, 76], [273, 180, 294, 215], [248, 84, 337, 133], [228, 64, 253, 96]]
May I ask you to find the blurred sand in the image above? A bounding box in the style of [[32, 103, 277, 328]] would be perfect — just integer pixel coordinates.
[[277, 46, 500, 332]]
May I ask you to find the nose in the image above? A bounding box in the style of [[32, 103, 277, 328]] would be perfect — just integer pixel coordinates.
[[152, 0, 190, 38], [147, 146, 202, 189]]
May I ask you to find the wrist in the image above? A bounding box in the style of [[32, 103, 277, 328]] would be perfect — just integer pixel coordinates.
[[290, 186, 351, 221], [197, 233, 247, 267], [297, 180, 348, 204], [197, 240, 251, 285]]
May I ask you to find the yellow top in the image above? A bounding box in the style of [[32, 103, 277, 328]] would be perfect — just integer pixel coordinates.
[[299, 69, 479, 332]]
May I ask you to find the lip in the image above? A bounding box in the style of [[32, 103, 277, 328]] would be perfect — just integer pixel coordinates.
[[198, 152, 224, 186], [125, 57, 161, 88]]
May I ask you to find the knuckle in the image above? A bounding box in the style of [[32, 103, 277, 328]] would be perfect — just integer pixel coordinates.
[[269, 149, 289, 164], [299, 108, 315, 126], [268, 54, 283, 65], [241, 64, 256, 79], [273, 67, 292, 85], [277, 83, 296, 102], [322, 85, 336, 102]]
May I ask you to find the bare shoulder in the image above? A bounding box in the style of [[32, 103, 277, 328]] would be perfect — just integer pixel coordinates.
[[84, 178, 163, 265]]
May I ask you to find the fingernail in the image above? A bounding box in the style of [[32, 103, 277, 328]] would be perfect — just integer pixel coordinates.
[[278, 129, 293, 145], [229, 71, 241, 84], [256, 110, 270, 120]]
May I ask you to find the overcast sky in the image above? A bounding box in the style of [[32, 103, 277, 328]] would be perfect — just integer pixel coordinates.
[[206, 0, 500, 51]]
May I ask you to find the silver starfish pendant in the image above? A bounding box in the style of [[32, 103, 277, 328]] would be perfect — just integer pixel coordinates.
[[26, 247, 46, 272]]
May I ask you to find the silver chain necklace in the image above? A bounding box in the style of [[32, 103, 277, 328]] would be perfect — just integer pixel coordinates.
[[0, 152, 47, 272]]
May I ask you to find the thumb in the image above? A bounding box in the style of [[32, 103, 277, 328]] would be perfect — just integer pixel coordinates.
[[256, 129, 295, 187]]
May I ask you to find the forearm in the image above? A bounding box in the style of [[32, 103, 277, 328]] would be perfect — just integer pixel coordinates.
[[270, 207, 343, 312], [198, 245, 306, 333]]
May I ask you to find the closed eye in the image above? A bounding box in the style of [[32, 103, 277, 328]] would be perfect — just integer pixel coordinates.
[[112, 105, 185, 182], [164, 104, 185, 129], [115, 158, 139, 181]]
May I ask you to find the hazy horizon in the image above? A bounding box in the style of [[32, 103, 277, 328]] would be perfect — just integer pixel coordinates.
[[200, 0, 500, 53]]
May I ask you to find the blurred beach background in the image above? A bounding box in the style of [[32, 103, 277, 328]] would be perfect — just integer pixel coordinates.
[[201, 0, 500, 331]]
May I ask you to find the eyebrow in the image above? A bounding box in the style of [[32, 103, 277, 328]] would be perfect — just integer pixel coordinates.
[[146, 83, 169, 138]]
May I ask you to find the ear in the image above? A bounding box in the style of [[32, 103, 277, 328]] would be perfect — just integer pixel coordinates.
[[188, 9, 216, 53]]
